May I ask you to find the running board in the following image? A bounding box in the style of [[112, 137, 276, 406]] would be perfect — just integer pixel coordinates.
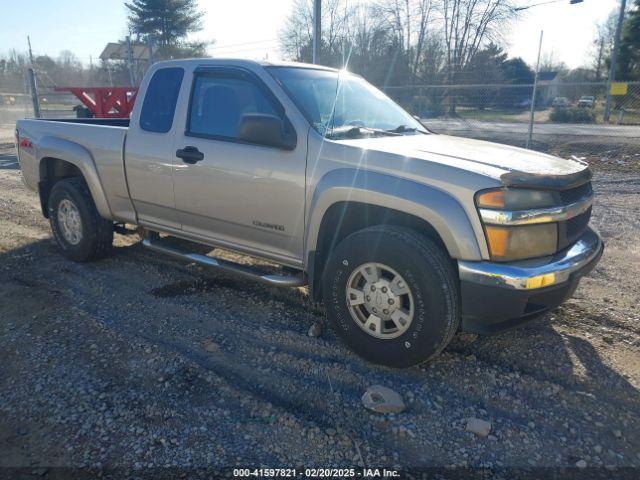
[[142, 234, 307, 288]]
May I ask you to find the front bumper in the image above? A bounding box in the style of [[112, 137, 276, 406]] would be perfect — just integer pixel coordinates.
[[457, 228, 603, 333]]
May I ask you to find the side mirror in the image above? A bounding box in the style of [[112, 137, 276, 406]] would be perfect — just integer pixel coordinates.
[[238, 114, 296, 150]]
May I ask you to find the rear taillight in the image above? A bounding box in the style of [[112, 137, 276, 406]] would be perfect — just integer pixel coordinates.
[[16, 129, 32, 149]]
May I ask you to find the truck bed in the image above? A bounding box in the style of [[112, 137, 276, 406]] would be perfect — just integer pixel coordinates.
[[44, 118, 130, 127], [15, 117, 135, 223]]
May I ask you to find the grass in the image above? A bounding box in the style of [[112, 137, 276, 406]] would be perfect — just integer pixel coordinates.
[[455, 107, 545, 123], [451, 105, 640, 126]]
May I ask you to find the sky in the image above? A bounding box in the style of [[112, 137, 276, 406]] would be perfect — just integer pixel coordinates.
[[0, 0, 622, 71]]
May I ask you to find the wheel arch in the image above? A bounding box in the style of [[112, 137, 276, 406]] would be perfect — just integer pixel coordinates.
[[305, 169, 482, 301], [37, 136, 112, 219]]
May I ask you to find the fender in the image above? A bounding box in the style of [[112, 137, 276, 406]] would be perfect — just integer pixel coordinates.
[[305, 168, 483, 262], [37, 136, 113, 219]]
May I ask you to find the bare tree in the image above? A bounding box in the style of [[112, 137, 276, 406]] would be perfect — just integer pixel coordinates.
[[441, 0, 515, 77], [0, 50, 30, 92], [350, 4, 391, 64], [279, 0, 314, 61], [278, 0, 516, 95], [440, 0, 516, 111], [371, 0, 437, 77], [371, 0, 436, 77], [590, 9, 618, 81], [539, 50, 567, 74], [412, 0, 437, 75], [348, 3, 409, 85], [279, 0, 352, 63]]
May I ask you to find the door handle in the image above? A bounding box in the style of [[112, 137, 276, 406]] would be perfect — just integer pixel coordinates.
[[176, 146, 204, 164]]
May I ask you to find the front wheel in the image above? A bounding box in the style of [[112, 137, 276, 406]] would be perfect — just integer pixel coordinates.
[[322, 226, 460, 368], [48, 177, 113, 262]]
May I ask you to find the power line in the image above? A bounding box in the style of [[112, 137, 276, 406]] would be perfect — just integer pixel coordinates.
[[514, 0, 581, 11]]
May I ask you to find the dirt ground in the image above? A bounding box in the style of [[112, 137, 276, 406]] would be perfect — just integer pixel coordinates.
[[0, 142, 639, 478]]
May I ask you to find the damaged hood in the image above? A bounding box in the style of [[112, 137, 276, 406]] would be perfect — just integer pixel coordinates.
[[337, 133, 591, 189]]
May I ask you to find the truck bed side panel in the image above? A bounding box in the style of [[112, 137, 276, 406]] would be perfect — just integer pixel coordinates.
[[16, 119, 136, 223]]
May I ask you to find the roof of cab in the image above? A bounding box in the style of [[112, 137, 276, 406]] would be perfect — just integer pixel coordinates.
[[150, 58, 339, 72], [258, 59, 338, 71]]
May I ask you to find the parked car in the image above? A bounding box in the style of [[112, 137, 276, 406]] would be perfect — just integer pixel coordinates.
[[15, 59, 603, 367], [0, 95, 16, 106], [578, 96, 595, 108], [551, 97, 570, 108]]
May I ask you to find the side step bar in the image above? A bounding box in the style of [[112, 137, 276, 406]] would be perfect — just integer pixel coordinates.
[[142, 233, 307, 288]]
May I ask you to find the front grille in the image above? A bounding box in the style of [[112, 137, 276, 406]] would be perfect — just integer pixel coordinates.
[[558, 206, 592, 251], [555, 182, 593, 251], [566, 207, 592, 237], [559, 182, 592, 205]]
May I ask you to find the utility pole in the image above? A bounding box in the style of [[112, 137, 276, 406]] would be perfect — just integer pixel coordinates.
[[312, 0, 321, 64], [27, 36, 35, 66], [147, 37, 155, 66], [27, 68, 41, 119], [526, 30, 543, 150], [603, 0, 627, 124], [26, 36, 41, 118], [126, 35, 136, 86]]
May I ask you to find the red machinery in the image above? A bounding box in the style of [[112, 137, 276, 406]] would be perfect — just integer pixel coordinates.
[[55, 87, 139, 118]]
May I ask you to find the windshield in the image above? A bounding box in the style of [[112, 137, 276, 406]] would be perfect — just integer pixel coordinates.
[[267, 67, 427, 137]]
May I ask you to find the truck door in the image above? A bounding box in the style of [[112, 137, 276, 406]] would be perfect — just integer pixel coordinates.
[[125, 67, 185, 230], [172, 66, 306, 267]]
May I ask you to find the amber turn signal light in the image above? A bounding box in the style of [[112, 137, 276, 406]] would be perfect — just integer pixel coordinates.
[[484, 226, 509, 257], [476, 189, 505, 209]]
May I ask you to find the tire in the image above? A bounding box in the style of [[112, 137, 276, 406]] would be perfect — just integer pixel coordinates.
[[48, 177, 113, 262], [322, 225, 460, 368]]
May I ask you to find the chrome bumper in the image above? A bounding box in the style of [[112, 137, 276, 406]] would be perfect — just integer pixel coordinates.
[[458, 228, 603, 291]]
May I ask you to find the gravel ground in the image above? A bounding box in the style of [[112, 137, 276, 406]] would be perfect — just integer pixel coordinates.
[[0, 142, 639, 477]]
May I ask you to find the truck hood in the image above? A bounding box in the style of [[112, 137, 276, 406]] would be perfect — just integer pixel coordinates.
[[337, 133, 591, 189]]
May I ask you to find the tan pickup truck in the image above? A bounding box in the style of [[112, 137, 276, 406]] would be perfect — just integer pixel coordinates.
[[15, 59, 603, 367]]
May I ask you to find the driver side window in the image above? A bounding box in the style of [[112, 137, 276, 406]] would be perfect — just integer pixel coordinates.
[[188, 75, 278, 139]]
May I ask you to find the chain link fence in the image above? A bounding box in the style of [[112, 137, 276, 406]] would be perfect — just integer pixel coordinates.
[[1, 85, 97, 143], [386, 81, 640, 161], [37, 90, 83, 119], [0, 89, 32, 144], [3, 77, 640, 163]]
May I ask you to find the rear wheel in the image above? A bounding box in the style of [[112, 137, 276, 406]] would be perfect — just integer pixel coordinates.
[[322, 226, 460, 368], [48, 177, 113, 262]]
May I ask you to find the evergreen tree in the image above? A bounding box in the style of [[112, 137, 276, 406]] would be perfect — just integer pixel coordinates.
[[461, 44, 508, 109], [617, 0, 640, 80], [125, 0, 205, 58], [499, 58, 535, 108]]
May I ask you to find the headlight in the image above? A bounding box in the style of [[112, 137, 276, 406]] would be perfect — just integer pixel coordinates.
[[484, 224, 558, 261], [476, 188, 558, 262], [476, 188, 556, 210]]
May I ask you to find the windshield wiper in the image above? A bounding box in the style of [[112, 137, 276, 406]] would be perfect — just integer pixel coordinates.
[[387, 125, 428, 134], [325, 126, 401, 139]]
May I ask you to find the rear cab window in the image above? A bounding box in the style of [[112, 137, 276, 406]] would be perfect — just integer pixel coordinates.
[[139, 67, 184, 133]]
